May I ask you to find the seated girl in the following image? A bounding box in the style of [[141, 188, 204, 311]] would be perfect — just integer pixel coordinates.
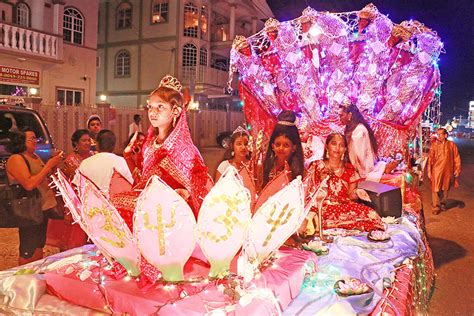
[[260, 110, 305, 191], [301, 133, 384, 233], [215, 126, 251, 182]]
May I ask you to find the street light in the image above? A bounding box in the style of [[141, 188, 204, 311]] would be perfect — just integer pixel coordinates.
[[29, 87, 38, 95], [99, 94, 107, 102]]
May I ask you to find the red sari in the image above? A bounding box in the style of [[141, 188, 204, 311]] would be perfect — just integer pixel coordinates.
[[112, 112, 211, 230], [47, 152, 93, 250], [309, 160, 384, 232]]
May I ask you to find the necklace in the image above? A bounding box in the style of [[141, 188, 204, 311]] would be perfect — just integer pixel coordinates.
[[153, 136, 165, 149], [325, 161, 344, 174]]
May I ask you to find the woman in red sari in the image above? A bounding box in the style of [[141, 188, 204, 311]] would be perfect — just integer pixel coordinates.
[[301, 133, 384, 233], [112, 75, 212, 229]]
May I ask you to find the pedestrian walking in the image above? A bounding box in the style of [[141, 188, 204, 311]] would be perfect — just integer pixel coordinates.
[[427, 128, 461, 215]]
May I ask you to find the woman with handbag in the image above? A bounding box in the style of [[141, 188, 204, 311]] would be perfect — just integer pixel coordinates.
[[6, 127, 63, 265]]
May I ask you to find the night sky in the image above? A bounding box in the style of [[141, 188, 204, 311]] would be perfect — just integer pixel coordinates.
[[266, 0, 474, 122]]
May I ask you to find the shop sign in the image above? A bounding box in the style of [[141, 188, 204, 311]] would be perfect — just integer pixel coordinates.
[[0, 65, 39, 85]]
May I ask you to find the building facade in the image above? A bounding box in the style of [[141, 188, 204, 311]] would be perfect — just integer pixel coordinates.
[[96, 0, 273, 109], [0, 0, 99, 107]]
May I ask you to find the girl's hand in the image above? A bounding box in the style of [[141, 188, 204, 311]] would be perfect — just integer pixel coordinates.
[[47, 151, 63, 169], [124, 132, 139, 154]]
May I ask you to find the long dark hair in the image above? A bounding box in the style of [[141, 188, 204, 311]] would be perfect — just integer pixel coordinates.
[[323, 133, 349, 162], [340, 104, 378, 156], [263, 110, 304, 186], [222, 131, 251, 161]]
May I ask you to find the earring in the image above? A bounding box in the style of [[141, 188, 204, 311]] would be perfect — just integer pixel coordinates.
[[325, 152, 329, 159], [172, 115, 177, 127], [341, 154, 344, 161], [231, 151, 234, 157], [74, 146, 78, 153]]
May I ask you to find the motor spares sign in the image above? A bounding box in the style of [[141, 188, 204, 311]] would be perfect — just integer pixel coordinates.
[[0, 65, 39, 85]]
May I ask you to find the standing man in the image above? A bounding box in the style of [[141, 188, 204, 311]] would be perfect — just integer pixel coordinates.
[[128, 114, 143, 137], [76, 129, 133, 197], [427, 128, 461, 215]]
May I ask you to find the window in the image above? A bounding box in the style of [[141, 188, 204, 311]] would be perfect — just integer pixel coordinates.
[[199, 47, 207, 66], [151, 0, 168, 24], [63, 8, 84, 45], [183, 2, 198, 38], [211, 53, 229, 71], [15, 2, 30, 27], [200, 4, 208, 39], [183, 44, 197, 67], [57, 88, 83, 106], [116, 1, 132, 29], [115, 50, 131, 77]]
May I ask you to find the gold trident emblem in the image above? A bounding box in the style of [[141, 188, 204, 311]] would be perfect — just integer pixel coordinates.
[[262, 203, 293, 247], [87, 207, 126, 248], [144, 204, 177, 255]]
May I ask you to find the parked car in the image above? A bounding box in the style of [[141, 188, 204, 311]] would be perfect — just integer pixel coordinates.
[[216, 131, 232, 148], [0, 105, 55, 186]]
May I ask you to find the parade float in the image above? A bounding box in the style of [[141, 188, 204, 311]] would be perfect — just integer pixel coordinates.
[[0, 4, 440, 315]]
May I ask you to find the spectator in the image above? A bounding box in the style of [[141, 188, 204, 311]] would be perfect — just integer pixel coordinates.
[[76, 129, 133, 197], [86, 114, 102, 151], [428, 128, 461, 215], [62, 129, 94, 180], [128, 114, 143, 137], [6, 127, 63, 265]]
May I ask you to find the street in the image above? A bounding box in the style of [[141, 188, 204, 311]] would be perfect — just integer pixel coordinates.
[[422, 138, 474, 314]]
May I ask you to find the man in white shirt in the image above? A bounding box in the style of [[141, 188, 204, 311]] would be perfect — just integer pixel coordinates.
[[128, 114, 143, 137], [76, 129, 133, 197]]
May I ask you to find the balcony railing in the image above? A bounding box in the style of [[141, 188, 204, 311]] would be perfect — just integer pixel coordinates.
[[181, 65, 230, 88], [0, 22, 61, 60]]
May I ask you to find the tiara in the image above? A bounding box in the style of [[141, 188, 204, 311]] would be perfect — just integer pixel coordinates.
[[159, 75, 183, 93], [232, 126, 249, 135], [358, 3, 378, 20], [277, 120, 296, 126]]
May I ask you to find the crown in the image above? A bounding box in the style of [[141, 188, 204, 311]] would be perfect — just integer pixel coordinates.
[[341, 98, 351, 108], [358, 3, 378, 20], [277, 120, 296, 127], [265, 18, 279, 30], [232, 35, 249, 50], [391, 24, 412, 41], [232, 126, 249, 136], [159, 75, 183, 93]]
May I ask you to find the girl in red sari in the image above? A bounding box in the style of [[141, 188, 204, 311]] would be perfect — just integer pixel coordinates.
[[301, 133, 384, 233], [112, 75, 212, 229]]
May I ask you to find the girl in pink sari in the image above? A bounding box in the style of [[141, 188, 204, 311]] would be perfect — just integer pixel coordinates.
[[112, 75, 212, 229]]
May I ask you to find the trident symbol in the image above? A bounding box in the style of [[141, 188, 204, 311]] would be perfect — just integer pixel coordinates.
[[144, 204, 177, 255], [262, 203, 293, 247], [87, 207, 126, 248]]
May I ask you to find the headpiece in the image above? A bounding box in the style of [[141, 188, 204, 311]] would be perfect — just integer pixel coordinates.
[[277, 120, 296, 127], [340, 98, 352, 109], [358, 3, 378, 21], [232, 126, 249, 136], [158, 75, 183, 94]]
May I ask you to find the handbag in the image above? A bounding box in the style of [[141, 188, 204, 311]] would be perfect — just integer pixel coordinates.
[[46, 195, 65, 220], [0, 154, 44, 228]]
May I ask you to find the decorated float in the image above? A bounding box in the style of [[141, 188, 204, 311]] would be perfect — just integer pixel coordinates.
[[0, 4, 440, 315]]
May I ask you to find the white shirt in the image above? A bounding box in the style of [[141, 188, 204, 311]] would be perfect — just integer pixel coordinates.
[[216, 160, 231, 175], [349, 124, 385, 182], [128, 122, 143, 137], [76, 152, 133, 196]]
